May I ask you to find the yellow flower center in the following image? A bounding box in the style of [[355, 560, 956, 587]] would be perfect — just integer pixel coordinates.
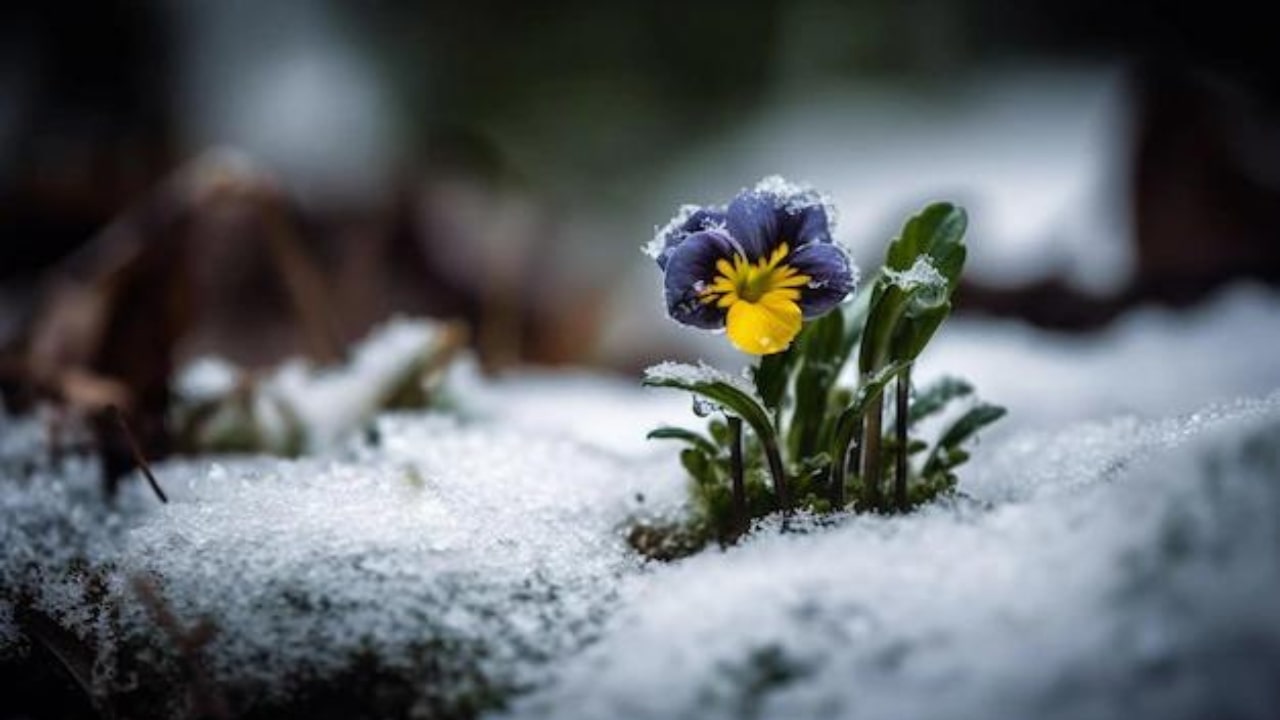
[[699, 243, 810, 355]]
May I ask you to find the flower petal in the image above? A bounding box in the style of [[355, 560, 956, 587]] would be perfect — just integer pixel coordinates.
[[725, 293, 803, 355], [726, 188, 834, 261], [789, 242, 856, 318], [725, 192, 779, 261], [655, 207, 727, 270], [663, 230, 735, 329], [779, 203, 833, 248]]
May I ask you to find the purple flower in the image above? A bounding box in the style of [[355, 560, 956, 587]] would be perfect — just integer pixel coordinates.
[[648, 177, 857, 355]]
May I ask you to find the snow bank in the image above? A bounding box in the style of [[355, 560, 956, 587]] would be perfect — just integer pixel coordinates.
[[5, 289, 1280, 717], [0, 410, 687, 714], [499, 393, 1280, 720]]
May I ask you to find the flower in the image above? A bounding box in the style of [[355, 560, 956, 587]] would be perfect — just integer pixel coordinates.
[[651, 177, 857, 355]]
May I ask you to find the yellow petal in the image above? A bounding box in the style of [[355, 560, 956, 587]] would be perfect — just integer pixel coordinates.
[[725, 295, 803, 355]]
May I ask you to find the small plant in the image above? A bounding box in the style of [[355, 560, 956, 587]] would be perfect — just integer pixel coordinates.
[[641, 177, 1004, 547]]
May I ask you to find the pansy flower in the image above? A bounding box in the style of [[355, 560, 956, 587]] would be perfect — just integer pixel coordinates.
[[648, 177, 857, 355]]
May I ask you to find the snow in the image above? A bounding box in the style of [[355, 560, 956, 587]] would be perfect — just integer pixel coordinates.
[[5, 286, 1280, 717], [643, 361, 763, 404], [916, 284, 1280, 429], [883, 256, 947, 299], [498, 393, 1280, 720], [110, 417, 682, 710], [1, 410, 687, 713], [446, 361, 693, 457], [174, 317, 454, 452]]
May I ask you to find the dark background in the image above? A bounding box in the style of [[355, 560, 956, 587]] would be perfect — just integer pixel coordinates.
[[2, 0, 1278, 371]]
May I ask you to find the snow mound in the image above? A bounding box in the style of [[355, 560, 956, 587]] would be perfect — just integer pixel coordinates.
[[1, 407, 687, 715], [498, 393, 1280, 720], [114, 416, 681, 711], [0, 414, 152, 658]]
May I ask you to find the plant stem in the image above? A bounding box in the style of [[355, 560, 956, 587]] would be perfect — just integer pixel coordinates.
[[894, 366, 911, 512], [109, 405, 168, 504], [830, 439, 847, 509], [761, 433, 790, 510], [728, 416, 746, 535], [861, 394, 883, 511]]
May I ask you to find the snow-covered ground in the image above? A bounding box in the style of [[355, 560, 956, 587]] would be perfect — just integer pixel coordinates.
[[3, 284, 1280, 718]]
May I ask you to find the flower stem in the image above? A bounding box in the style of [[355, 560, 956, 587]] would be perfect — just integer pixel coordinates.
[[831, 441, 847, 509], [861, 394, 883, 511], [728, 416, 747, 535], [761, 433, 790, 510], [893, 366, 911, 512]]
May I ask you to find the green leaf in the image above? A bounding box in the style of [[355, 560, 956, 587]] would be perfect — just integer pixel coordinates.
[[909, 376, 974, 423], [890, 302, 947, 362], [788, 308, 847, 460], [860, 203, 968, 375], [829, 360, 913, 469], [923, 402, 1007, 476], [708, 419, 731, 447], [680, 448, 717, 486], [886, 203, 968, 272], [647, 426, 719, 458], [642, 364, 780, 462]]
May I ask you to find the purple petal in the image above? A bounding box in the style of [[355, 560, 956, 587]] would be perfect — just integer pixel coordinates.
[[656, 207, 727, 270], [725, 192, 779, 261], [790, 242, 855, 318], [663, 230, 734, 329], [726, 189, 833, 261], [778, 203, 833, 248]]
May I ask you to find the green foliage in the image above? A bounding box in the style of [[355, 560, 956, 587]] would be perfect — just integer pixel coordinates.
[[909, 376, 974, 423], [859, 203, 968, 376], [642, 201, 1006, 553], [923, 403, 1007, 477]]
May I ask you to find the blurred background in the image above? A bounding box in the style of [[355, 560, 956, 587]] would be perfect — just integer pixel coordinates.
[[2, 0, 1278, 379]]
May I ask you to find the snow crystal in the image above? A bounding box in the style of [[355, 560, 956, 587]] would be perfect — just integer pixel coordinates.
[[498, 392, 1280, 720], [883, 255, 946, 293]]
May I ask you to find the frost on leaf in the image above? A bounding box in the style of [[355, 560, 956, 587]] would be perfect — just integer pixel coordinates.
[[643, 361, 762, 403], [883, 256, 946, 292]]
